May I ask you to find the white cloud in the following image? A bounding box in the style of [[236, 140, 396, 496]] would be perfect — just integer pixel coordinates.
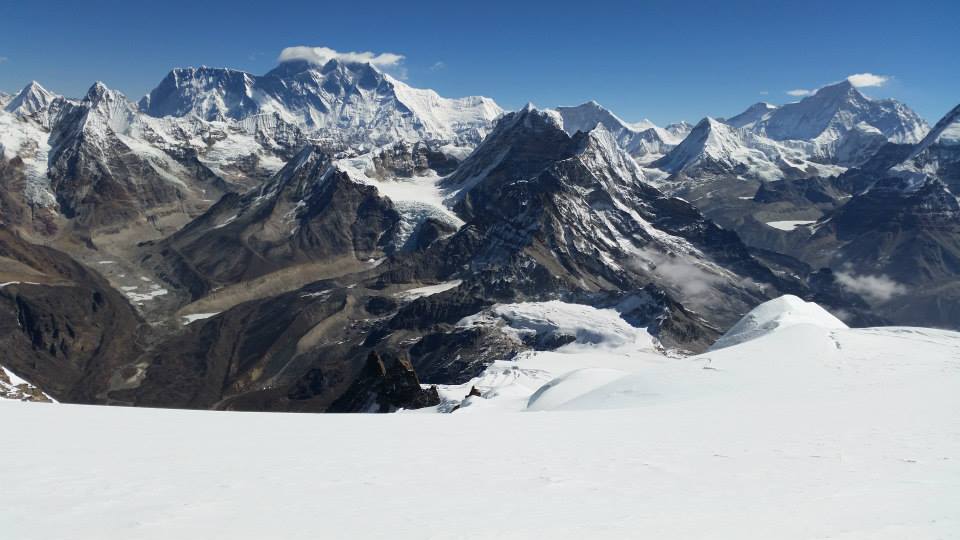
[[759, 90, 769, 96], [430, 61, 447, 72], [278, 46, 404, 68], [846, 72, 889, 88], [627, 248, 733, 311], [785, 73, 892, 99], [835, 272, 908, 303]]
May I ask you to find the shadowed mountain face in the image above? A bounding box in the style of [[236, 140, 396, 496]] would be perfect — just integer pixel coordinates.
[[798, 176, 960, 328], [47, 86, 186, 228], [114, 282, 439, 412], [144, 146, 401, 300], [0, 226, 143, 403]]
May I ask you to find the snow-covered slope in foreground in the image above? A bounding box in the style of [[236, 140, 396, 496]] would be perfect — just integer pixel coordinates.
[[2, 295, 959, 539]]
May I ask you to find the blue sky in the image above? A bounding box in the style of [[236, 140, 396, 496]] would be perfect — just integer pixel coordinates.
[[1, 0, 957, 125]]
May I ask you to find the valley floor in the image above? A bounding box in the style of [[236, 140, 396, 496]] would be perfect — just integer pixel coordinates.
[[2, 306, 959, 539]]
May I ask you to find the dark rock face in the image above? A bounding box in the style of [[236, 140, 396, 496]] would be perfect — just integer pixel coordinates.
[[409, 325, 521, 384], [614, 286, 722, 353], [327, 351, 439, 413], [0, 227, 142, 402], [831, 177, 960, 247], [792, 176, 960, 328], [834, 143, 916, 194], [826, 178, 960, 284], [370, 141, 460, 178], [0, 157, 59, 235]]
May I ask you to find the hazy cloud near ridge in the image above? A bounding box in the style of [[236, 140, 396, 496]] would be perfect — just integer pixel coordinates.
[[835, 272, 907, 303]]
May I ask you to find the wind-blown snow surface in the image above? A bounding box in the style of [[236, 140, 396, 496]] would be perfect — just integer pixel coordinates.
[[2, 296, 959, 539]]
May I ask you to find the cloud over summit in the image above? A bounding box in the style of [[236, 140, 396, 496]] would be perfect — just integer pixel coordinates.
[[846, 73, 889, 88], [786, 73, 892, 98], [278, 46, 405, 68]]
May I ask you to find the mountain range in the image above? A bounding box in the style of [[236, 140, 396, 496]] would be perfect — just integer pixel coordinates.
[[0, 58, 957, 412]]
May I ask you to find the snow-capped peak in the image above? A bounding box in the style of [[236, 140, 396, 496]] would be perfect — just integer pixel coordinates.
[[505, 103, 563, 131], [710, 295, 848, 350], [654, 116, 750, 172], [810, 79, 858, 100], [575, 123, 649, 187], [724, 101, 778, 129], [4, 81, 57, 116], [653, 116, 843, 181], [555, 100, 632, 135], [79, 81, 138, 133], [741, 80, 929, 153], [554, 101, 687, 162], [139, 59, 503, 147], [85, 81, 120, 104]]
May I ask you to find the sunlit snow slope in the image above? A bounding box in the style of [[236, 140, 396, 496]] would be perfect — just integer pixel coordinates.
[[1, 296, 958, 539]]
